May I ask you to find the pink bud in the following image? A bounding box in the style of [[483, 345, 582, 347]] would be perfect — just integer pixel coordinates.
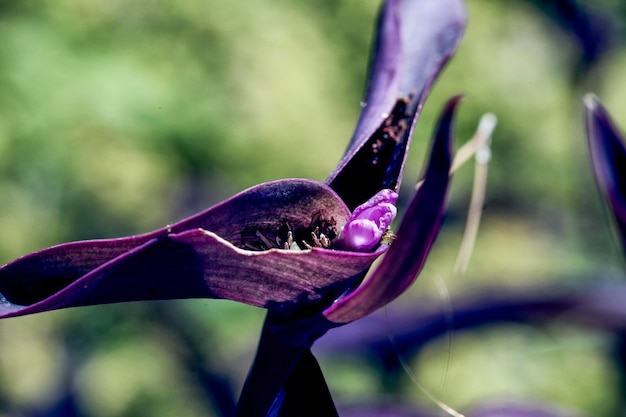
[[336, 189, 398, 251]]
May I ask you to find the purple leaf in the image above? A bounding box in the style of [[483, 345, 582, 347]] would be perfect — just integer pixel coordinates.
[[270, 350, 338, 417], [237, 308, 337, 417], [0, 179, 382, 318], [327, 0, 402, 190], [584, 94, 626, 257], [238, 342, 338, 417]]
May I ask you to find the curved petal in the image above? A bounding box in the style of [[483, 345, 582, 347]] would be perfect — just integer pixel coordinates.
[[324, 96, 459, 324], [170, 178, 352, 243], [327, 0, 402, 185], [584, 94, 626, 256], [398, 0, 468, 97], [0, 179, 382, 318], [172, 228, 385, 316], [327, 0, 467, 209]]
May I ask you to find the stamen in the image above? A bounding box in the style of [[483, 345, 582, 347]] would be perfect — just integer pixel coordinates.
[[311, 230, 322, 247], [240, 212, 337, 251], [319, 234, 330, 248], [380, 228, 397, 245], [256, 230, 275, 249], [285, 231, 302, 251]]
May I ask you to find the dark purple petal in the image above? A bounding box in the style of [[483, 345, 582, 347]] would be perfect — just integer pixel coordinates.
[[397, 0, 467, 97], [0, 180, 383, 318], [584, 95, 626, 257], [0, 237, 155, 307], [327, 0, 402, 186], [327, 0, 467, 209], [172, 228, 384, 315], [324, 96, 459, 324]]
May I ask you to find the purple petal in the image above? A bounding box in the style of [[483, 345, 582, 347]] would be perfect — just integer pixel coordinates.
[[397, 0, 467, 97], [171, 228, 385, 315], [0, 180, 383, 318], [327, 0, 402, 187], [335, 189, 399, 251], [327, 0, 467, 209], [584, 95, 626, 256], [324, 96, 459, 324]]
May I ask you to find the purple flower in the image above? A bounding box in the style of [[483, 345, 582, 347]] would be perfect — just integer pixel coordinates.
[[0, 0, 466, 326], [335, 189, 398, 252], [0, 0, 467, 415], [584, 94, 626, 256]]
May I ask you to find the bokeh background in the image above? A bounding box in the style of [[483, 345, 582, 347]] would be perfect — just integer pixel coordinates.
[[0, 0, 626, 416]]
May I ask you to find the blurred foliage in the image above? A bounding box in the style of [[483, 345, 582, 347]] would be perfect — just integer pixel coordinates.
[[0, 0, 625, 416]]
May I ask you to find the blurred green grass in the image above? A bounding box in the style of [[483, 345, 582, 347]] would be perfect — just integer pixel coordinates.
[[0, 0, 625, 416]]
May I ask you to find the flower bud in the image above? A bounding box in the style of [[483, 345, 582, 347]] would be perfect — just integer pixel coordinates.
[[336, 189, 398, 251]]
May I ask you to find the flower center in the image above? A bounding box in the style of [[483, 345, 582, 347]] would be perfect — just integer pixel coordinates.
[[240, 212, 338, 251]]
